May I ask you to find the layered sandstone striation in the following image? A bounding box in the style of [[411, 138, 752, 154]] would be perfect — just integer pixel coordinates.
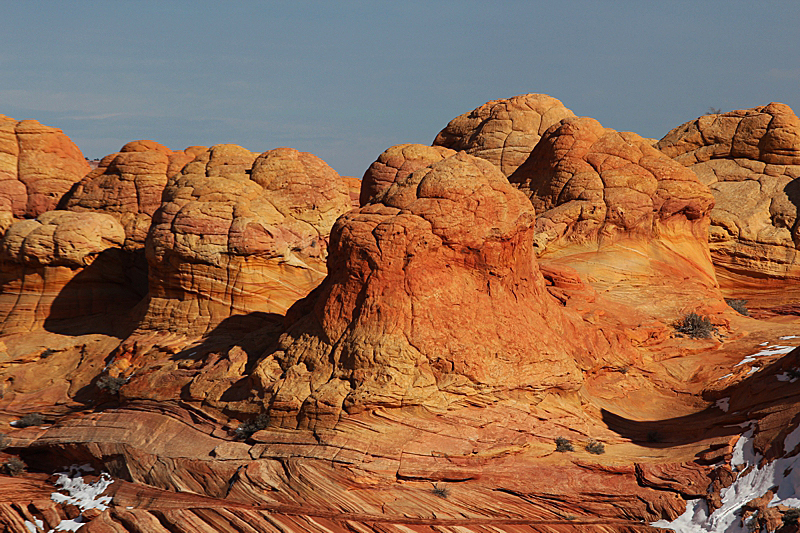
[[62, 140, 207, 250], [359, 143, 455, 205], [256, 152, 640, 429], [138, 145, 352, 337], [432, 93, 575, 176], [0, 211, 139, 334], [0, 115, 90, 229], [657, 103, 800, 310], [509, 116, 720, 317]]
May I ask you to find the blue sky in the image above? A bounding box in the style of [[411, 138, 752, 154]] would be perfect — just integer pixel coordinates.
[[3, 1, 799, 177]]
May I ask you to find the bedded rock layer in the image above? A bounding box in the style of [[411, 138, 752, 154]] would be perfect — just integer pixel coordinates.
[[0, 115, 90, 227], [138, 145, 352, 337], [432, 93, 575, 177], [359, 144, 455, 205]]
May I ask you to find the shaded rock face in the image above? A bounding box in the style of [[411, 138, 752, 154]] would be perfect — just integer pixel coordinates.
[[0, 115, 90, 226], [62, 140, 207, 250], [359, 143, 455, 205], [0, 211, 140, 334], [432, 93, 575, 177], [657, 103, 800, 308], [509, 116, 719, 317], [257, 152, 637, 428], [139, 145, 353, 337]]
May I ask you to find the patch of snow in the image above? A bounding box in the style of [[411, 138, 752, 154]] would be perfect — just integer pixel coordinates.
[[780, 336, 799, 340], [53, 518, 86, 532], [653, 423, 800, 532], [48, 467, 113, 531], [777, 371, 799, 383], [735, 344, 796, 367], [25, 519, 44, 533], [716, 398, 730, 412], [760, 341, 769, 346], [716, 373, 733, 381], [746, 366, 759, 375]]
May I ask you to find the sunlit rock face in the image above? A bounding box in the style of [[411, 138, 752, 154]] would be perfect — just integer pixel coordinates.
[[0, 115, 90, 230], [657, 103, 800, 312], [256, 152, 642, 429], [432, 93, 575, 177], [62, 140, 207, 250], [509, 116, 719, 318], [138, 145, 353, 337], [0, 211, 138, 334]]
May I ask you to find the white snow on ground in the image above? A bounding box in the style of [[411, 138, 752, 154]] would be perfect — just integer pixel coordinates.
[[47, 466, 113, 532], [716, 398, 730, 412], [777, 371, 800, 383], [25, 519, 44, 533], [781, 336, 799, 341], [653, 423, 800, 532], [735, 344, 796, 367]]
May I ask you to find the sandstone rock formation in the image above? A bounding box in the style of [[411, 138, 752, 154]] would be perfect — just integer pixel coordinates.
[[0, 211, 140, 335], [432, 93, 575, 177], [359, 143, 455, 205], [0, 115, 90, 226], [61, 140, 207, 250], [256, 152, 641, 428], [509, 116, 720, 318], [137, 145, 352, 337], [657, 103, 800, 312]]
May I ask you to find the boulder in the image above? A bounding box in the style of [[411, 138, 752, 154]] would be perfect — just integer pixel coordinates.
[[138, 145, 352, 337], [62, 141, 206, 250], [432, 93, 575, 176], [657, 103, 800, 311], [509, 116, 719, 318], [0, 115, 90, 221]]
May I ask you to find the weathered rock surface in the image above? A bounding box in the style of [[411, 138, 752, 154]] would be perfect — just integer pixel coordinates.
[[0, 211, 141, 335], [657, 103, 800, 313], [510, 116, 720, 318], [62, 140, 207, 250], [359, 143, 455, 205], [138, 145, 352, 337], [256, 152, 641, 428], [432, 94, 575, 176], [0, 115, 90, 223]]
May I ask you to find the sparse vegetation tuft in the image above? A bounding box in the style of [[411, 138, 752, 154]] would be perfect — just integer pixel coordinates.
[[725, 299, 750, 316], [0, 434, 8, 450], [585, 439, 605, 455], [432, 483, 450, 499], [555, 436, 574, 452], [14, 413, 44, 428], [96, 375, 127, 394], [40, 348, 56, 358], [674, 312, 716, 339], [784, 507, 800, 526], [233, 412, 270, 440], [3, 457, 26, 476]]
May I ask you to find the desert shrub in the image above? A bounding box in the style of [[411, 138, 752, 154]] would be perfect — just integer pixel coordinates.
[[0, 434, 8, 450], [40, 349, 56, 358], [3, 457, 25, 476], [432, 483, 450, 499], [725, 299, 750, 316], [555, 436, 574, 452], [674, 312, 715, 339], [96, 375, 127, 394], [233, 412, 270, 440], [784, 507, 800, 526], [586, 439, 605, 454], [14, 413, 44, 428]]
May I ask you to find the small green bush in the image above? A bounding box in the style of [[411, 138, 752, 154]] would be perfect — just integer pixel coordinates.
[[96, 375, 127, 394], [674, 312, 715, 339], [555, 436, 574, 452], [233, 413, 270, 440], [725, 299, 750, 316], [586, 439, 605, 454], [432, 483, 450, 499], [14, 413, 44, 428], [4, 457, 25, 476]]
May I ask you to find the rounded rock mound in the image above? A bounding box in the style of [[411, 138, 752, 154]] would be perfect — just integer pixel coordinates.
[[432, 93, 575, 177]]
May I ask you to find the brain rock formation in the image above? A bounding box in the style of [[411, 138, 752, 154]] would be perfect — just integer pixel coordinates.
[[0, 115, 90, 229], [359, 143, 456, 205], [139, 145, 353, 337], [256, 152, 636, 429], [62, 140, 207, 250], [0, 211, 139, 334], [432, 93, 575, 177], [509, 116, 719, 316], [657, 103, 800, 300]]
